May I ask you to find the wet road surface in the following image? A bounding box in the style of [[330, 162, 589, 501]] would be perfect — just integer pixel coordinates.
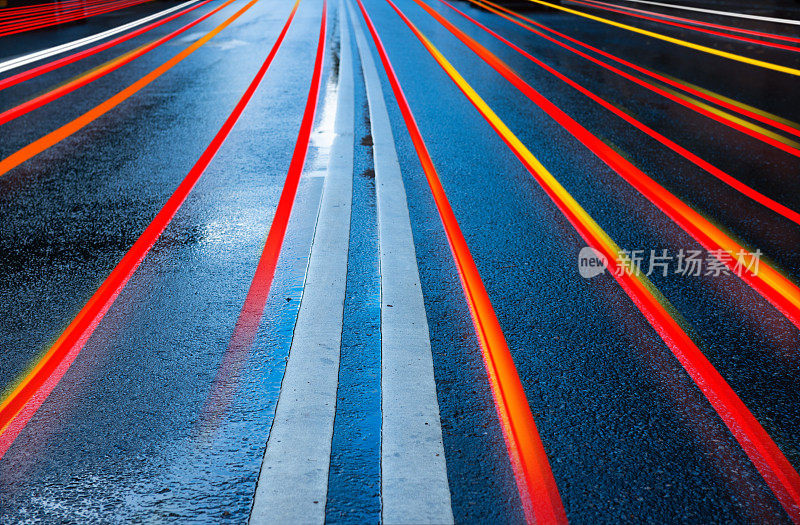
[[0, 0, 799, 522]]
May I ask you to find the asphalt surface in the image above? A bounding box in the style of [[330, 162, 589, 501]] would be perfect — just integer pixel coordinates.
[[0, 0, 799, 522]]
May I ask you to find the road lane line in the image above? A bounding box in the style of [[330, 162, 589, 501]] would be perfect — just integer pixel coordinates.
[[383, 2, 800, 519], [354, 1, 568, 523], [468, 0, 800, 152], [434, 1, 800, 225], [0, 0, 213, 92], [195, 177, 324, 440], [522, 0, 800, 76], [244, 4, 350, 524], [576, 0, 800, 44], [347, 2, 453, 522], [563, 0, 800, 52], [0, 0, 298, 461], [414, 0, 800, 339], [0, 0, 262, 177], [0, 0, 234, 126], [611, 0, 800, 26], [0, 0, 199, 76]]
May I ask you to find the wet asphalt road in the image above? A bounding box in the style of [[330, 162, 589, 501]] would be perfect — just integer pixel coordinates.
[[0, 0, 799, 522]]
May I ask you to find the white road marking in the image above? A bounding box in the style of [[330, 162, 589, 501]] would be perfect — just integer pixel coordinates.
[[0, 0, 201, 75], [348, 2, 454, 523], [611, 0, 800, 26], [248, 2, 354, 523]]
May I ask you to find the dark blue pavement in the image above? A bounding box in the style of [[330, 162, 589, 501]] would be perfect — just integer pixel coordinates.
[[0, 0, 799, 522]]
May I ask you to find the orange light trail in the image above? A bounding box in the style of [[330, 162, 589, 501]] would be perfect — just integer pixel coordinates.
[[564, 0, 800, 53], [382, 0, 800, 519], [354, 0, 568, 522], [0, 0, 120, 22], [469, 0, 800, 144], [0, 0, 155, 37], [522, 0, 800, 76], [198, 0, 327, 437], [0, 0, 262, 178], [0, 0, 296, 459], [0, 0, 216, 93], [413, 0, 800, 333], [0, 0, 237, 126], [0, 0, 110, 17], [435, 0, 800, 227], [577, 0, 800, 44]]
